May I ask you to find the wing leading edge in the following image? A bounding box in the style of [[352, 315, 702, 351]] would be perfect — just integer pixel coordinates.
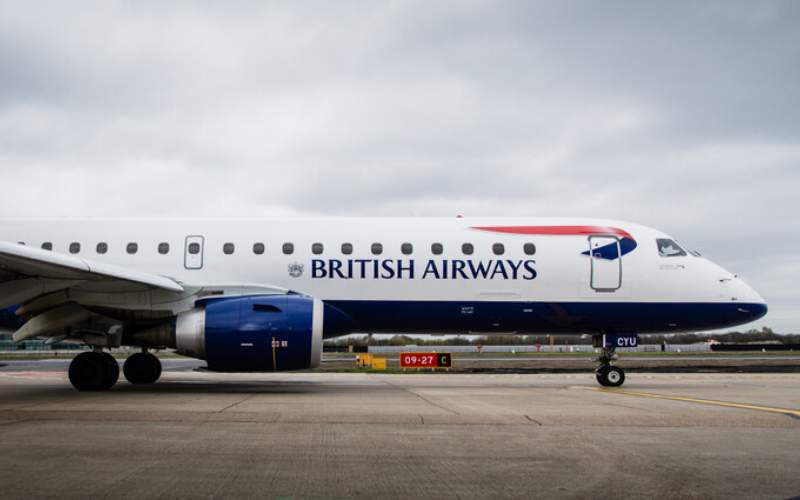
[[0, 241, 184, 294]]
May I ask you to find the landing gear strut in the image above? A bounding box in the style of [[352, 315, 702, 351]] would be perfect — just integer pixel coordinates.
[[594, 343, 625, 387], [123, 350, 162, 385], [68, 351, 119, 391]]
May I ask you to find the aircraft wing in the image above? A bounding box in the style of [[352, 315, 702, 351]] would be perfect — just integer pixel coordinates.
[[0, 242, 292, 344], [0, 241, 184, 300]]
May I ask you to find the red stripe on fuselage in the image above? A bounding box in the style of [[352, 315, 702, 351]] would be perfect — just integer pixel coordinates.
[[471, 225, 634, 240]]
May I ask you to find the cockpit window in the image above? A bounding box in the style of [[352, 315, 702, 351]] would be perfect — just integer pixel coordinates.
[[656, 239, 687, 257]]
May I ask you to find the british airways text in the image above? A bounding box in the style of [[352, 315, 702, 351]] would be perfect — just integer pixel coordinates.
[[311, 259, 537, 280]]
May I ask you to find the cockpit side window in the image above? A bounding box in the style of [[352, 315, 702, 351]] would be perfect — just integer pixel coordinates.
[[656, 238, 687, 257]]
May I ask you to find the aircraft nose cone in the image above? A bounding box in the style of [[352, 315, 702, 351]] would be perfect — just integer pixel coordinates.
[[749, 302, 768, 320], [731, 278, 768, 320], [737, 302, 768, 321]]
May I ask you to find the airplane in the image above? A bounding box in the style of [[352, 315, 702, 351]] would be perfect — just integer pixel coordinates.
[[0, 217, 767, 390]]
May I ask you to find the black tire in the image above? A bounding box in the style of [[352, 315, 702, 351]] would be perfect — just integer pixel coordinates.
[[69, 352, 108, 391], [595, 366, 610, 387], [101, 352, 120, 390], [123, 352, 161, 385]]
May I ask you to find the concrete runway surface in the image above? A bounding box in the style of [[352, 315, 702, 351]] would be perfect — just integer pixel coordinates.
[[0, 365, 798, 499]]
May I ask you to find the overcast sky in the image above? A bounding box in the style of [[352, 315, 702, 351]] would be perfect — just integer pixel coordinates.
[[0, 1, 797, 331]]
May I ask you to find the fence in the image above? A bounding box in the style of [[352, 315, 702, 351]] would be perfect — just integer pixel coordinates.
[[0, 339, 85, 351]]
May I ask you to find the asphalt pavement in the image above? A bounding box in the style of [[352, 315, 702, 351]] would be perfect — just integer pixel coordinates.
[[0, 366, 798, 499]]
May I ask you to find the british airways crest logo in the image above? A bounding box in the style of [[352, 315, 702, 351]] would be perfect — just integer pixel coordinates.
[[287, 262, 304, 278]]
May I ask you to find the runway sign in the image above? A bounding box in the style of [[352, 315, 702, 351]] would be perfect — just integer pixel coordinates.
[[399, 352, 451, 369]]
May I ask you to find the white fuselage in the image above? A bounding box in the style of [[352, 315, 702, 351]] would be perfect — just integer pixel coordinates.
[[0, 217, 767, 335]]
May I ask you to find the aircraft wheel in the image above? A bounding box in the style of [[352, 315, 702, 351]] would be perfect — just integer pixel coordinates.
[[123, 352, 162, 384], [69, 351, 115, 391], [595, 368, 610, 386], [596, 365, 625, 387], [101, 352, 120, 390]]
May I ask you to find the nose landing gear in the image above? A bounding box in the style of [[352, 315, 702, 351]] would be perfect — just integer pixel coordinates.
[[596, 364, 625, 387], [594, 338, 626, 387]]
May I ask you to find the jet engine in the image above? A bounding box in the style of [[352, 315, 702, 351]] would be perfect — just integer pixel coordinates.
[[174, 294, 323, 371]]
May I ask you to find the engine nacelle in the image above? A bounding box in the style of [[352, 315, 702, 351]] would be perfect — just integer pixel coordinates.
[[175, 294, 323, 372]]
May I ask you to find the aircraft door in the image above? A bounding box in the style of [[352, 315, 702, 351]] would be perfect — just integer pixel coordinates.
[[184, 235, 205, 270], [589, 236, 621, 292]]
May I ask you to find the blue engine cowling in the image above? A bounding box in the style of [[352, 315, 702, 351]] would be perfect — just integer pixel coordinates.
[[175, 294, 323, 372]]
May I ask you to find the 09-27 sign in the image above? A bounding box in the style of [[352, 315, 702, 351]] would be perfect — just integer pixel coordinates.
[[399, 352, 452, 368]]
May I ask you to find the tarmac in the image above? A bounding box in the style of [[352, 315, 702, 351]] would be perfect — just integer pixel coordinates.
[[0, 363, 799, 499]]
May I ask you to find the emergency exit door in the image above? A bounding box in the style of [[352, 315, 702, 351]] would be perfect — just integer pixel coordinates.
[[184, 235, 205, 270], [589, 236, 621, 291]]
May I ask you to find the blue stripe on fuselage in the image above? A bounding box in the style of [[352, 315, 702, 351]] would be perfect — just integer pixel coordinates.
[[1, 300, 768, 340], [322, 300, 767, 337]]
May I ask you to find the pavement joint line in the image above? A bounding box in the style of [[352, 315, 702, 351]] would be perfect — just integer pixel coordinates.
[[578, 387, 800, 420], [0, 418, 29, 426], [524, 415, 543, 426], [217, 393, 258, 413], [379, 377, 461, 415]]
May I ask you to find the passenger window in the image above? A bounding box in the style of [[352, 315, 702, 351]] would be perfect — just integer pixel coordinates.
[[223, 243, 235, 255], [17, 241, 25, 245], [158, 242, 169, 255], [96, 242, 108, 254], [41, 242, 53, 251], [69, 242, 80, 254], [341, 243, 353, 255], [462, 243, 474, 255], [282, 243, 294, 255], [253, 242, 265, 255], [492, 243, 504, 255], [312, 243, 323, 255], [188, 242, 201, 255], [431, 243, 443, 255], [127, 242, 138, 254], [371, 243, 383, 255], [401, 243, 413, 255], [523, 243, 536, 255], [656, 239, 687, 257]]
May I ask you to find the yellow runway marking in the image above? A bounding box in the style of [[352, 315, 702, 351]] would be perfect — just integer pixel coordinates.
[[582, 387, 800, 419]]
